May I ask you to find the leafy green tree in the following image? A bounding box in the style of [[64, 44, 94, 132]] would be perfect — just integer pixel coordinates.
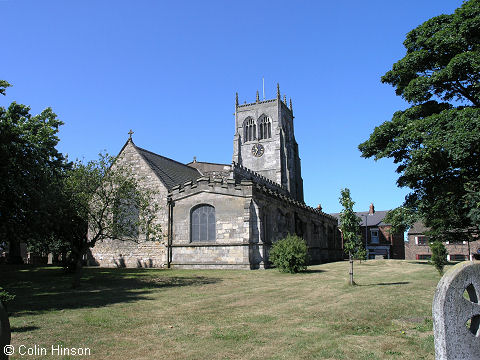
[[0, 80, 10, 96], [0, 287, 15, 307], [0, 81, 67, 263], [339, 188, 363, 285], [359, 1, 480, 248], [57, 154, 162, 288], [464, 177, 480, 229], [269, 234, 309, 273], [429, 241, 448, 274], [353, 247, 366, 262], [383, 207, 417, 235]]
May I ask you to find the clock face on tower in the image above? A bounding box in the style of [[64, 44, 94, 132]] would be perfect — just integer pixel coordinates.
[[251, 143, 264, 157]]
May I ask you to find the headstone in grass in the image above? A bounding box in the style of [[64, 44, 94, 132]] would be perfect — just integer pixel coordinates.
[[0, 301, 11, 360], [433, 262, 480, 359]]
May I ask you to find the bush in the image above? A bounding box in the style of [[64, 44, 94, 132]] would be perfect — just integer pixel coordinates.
[[269, 234, 309, 273], [429, 241, 448, 274], [0, 287, 15, 306]]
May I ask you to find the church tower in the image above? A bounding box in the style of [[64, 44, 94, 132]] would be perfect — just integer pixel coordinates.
[[232, 84, 304, 202]]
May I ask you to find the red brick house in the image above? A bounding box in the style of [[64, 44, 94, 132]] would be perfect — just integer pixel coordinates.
[[331, 203, 405, 259], [405, 221, 480, 261]]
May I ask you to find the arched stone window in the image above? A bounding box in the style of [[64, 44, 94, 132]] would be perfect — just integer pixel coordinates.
[[243, 118, 256, 143], [191, 204, 216, 242], [258, 115, 271, 140]]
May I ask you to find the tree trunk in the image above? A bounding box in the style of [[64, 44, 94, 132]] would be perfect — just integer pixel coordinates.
[[72, 257, 83, 289], [0, 300, 11, 360], [6, 238, 23, 264], [349, 251, 354, 286], [72, 246, 86, 289]]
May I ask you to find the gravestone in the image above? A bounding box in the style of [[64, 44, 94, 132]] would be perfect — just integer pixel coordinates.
[[0, 301, 11, 360], [433, 262, 480, 359]]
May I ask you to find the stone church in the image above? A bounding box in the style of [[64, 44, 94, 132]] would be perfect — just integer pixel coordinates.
[[91, 86, 343, 269]]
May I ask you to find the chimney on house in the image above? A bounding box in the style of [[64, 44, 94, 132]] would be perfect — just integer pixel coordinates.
[[369, 203, 375, 215], [193, 156, 197, 163]]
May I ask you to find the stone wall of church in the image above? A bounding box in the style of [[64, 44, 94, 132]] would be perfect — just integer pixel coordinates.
[[169, 176, 343, 269], [169, 177, 251, 269], [279, 101, 303, 202], [89, 238, 166, 268], [250, 185, 343, 266], [90, 141, 169, 268]]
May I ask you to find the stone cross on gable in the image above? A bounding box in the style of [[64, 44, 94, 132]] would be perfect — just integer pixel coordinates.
[[128, 129, 134, 140]]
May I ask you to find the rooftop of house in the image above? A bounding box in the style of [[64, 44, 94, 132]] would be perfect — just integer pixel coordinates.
[[408, 221, 429, 235], [330, 204, 392, 228]]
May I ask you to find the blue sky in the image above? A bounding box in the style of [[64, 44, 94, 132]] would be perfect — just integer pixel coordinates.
[[1, 0, 463, 214]]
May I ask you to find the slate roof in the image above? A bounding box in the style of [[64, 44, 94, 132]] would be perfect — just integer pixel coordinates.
[[186, 161, 231, 176], [330, 210, 390, 227], [133, 144, 202, 190], [407, 221, 429, 235]]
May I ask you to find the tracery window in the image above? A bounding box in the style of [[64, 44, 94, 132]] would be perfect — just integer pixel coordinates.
[[258, 115, 271, 140], [243, 118, 256, 143], [191, 204, 216, 242]]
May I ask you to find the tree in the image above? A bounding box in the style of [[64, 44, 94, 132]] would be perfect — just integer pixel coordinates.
[[269, 234, 309, 273], [464, 176, 480, 229], [359, 1, 480, 248], [353, 246, 366, 262], [0, 286, 15, 310], [383, 206, 417, 234], [0, 81, 67, 263], [339, 188, 363, 285], [429, 241, 448, 275], [0, 80, 10, 96], [57, 153, 162, 288]]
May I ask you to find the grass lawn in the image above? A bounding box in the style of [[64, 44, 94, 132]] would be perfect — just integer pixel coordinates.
[[1, 260, 443, 359]]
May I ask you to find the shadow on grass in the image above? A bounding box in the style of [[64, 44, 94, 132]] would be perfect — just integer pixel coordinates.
[[0, 265, 221, 316], [11, 325, 40, 333], [302, 269, 326, 274], [358, 281, 410, 287]]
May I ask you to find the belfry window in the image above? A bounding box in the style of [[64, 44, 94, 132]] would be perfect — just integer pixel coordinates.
[[243, 118, 256, 143], [191, 204, 216, 242], [258, 116, 271, 140]]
